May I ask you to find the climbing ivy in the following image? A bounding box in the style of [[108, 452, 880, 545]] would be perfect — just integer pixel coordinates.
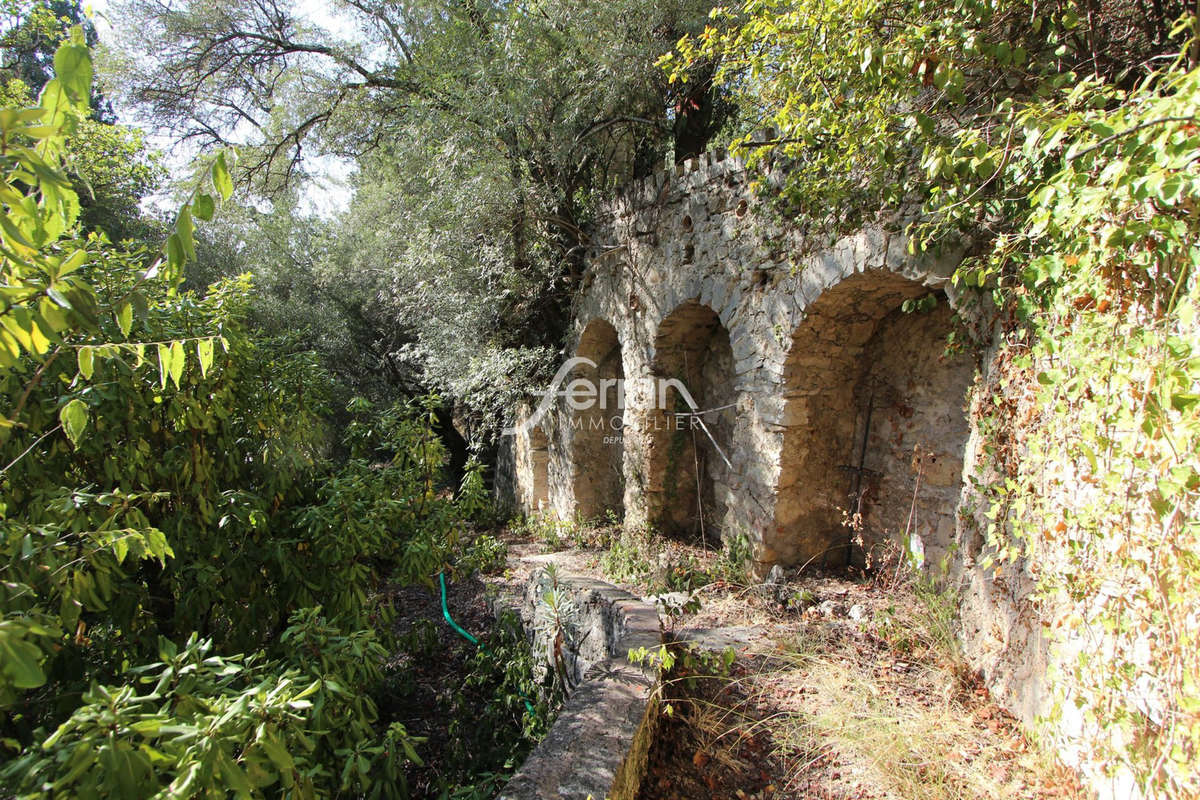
[[967, 62, 1200, 796], [670, 1, 1200, 794]]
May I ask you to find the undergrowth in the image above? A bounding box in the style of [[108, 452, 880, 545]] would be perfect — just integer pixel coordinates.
[[600, 524, 753, 594]]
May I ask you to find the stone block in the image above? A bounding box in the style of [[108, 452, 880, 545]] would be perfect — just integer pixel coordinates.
[[499, 571, 663, 800]]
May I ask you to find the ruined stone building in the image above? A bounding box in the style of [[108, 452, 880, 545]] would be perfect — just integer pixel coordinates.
[[496, 149, 1077, 781]]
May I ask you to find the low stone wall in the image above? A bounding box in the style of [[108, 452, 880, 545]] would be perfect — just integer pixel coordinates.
[[496, 572, 662, 800]]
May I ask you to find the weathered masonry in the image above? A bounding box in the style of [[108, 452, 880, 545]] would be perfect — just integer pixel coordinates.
[[499, 151, 974, 575], [496, 149, 1066, 784], [495, 147, 1157, 799]]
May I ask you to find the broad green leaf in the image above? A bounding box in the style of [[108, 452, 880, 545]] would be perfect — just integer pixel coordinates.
[[60, 398, 88, 445], [157, 343, 171, 389], [169, 340, 186, 388], [0, 636, 47, 689], [110, 532, 129, 564], [216, 749, 253, 795], [197, 338, 214, 378], [28, 316, 51, 354], [36, 79, 74, 142], [176, 205, 196, 260], [259, 735, 294, 772], [53, 41, 93, 103], [193, 193, 215, 221], [212, 153, 234, 201], [116, 302, 132, 338], [77, 346, 94, 380], [166, 233, 185, 270]]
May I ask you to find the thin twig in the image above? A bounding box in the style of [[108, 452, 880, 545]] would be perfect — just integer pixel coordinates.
[[0, 424, 62, 477]]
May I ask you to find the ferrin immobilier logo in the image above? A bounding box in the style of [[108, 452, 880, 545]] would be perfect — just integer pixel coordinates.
[[504, 357, 732, 469]]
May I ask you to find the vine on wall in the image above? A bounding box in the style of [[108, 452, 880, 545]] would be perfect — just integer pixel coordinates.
[[667, 1, 1200, 794]]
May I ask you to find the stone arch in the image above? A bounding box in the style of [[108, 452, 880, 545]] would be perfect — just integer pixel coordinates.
[[518, 424, 550, 512], [569, 318, 626, 521], [647, 301, 737, 544], [772, 270, 974, 569]]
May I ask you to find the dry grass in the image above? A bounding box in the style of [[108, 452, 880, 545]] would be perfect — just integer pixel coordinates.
[[498, 526, 1085, 799], [764, 651, 1077, 799], [642, 577, 1086, 800]]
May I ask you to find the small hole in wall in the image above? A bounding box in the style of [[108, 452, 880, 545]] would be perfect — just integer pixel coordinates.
[[682, 215, 693, 231], [736, 199, 749, 218], [684, 244, 695, 262]]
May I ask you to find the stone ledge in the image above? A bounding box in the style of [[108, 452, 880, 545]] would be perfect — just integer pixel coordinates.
[[498, 570, 663, 800]]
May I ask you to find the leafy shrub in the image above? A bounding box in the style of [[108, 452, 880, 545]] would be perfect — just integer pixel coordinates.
[[0, 36, 486, 797], [3, 611, 424, 799], [442, 612, 554, 793], [460, 533, 509, 576]]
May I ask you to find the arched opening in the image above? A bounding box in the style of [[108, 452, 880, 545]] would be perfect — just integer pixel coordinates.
[[570, 319, 625, 521], [775, 272, 974, 569], [519, 425, 550, 513], [648, 301, 736, 544]]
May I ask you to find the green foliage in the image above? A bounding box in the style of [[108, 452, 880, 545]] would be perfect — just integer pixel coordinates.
[[4, 612, 423, 800], [1, 1, 105, 104], [459, 532, 509, 576], [960, 56, 1200, 800], [599, 523, 661, 587], [442, 612, 553, 795], [675, 1, 1200, 794], [179, 193, 409, 418], [710, 530, 753, 585], [0, 36, 492, 798], [0, 29, 239, 706], [665, 0, 1187, 239], [67, 116, 163, 240], [600, 523, 750, 593], [105, 0, 734, 441], [630, 642, 736, 679], [511, 510, 584, 552]]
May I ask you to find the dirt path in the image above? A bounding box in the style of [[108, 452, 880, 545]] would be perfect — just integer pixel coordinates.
[[494, 529, 1084, 800]]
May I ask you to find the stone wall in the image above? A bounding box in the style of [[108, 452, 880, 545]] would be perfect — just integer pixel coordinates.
[[496, 570, 662, 800], [501, 407, 551, 515], [501, 149, 965, 572], [494, 150, 1085, 787]]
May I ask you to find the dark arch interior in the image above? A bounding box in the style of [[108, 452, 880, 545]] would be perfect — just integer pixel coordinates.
[[648, 301, 736, 545], [570, 319, 626, 521], [776, 272, 974, 569]]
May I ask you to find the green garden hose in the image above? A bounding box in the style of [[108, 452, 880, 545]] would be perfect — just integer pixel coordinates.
[[438, 572, 536, 714], [439, 572, 482, 648]]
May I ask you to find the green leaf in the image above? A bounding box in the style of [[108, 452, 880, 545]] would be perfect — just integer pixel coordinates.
[[176, 205, 196, 261], [53, 41, 92, 103], [168, 340, 186, 388], [157, 343, 171, 389], [166, 233, 185, 269], [116, 302, 133, 338], [212, 153, 234, 201], [77, 346, 94, 380], [197, 338, 214, 378], [216, 749, 254, 796], [37, 78, 73, 135], [193, 193, 215, 221], [259, 735, 294, 773], [0, 636, 47, 689], [1160, 174, 1183, 203], [110, 532, 130, 564], [60, 398, 88, 445]]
